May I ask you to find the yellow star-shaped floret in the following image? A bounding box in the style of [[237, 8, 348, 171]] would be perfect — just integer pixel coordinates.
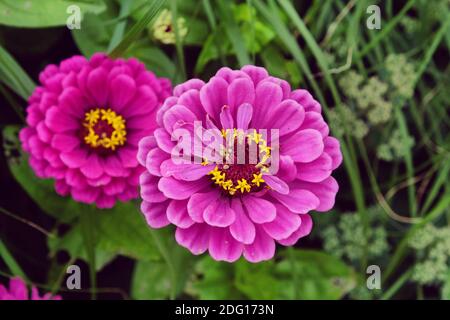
[[236, 179, 251, 193], [251, 173, 265, 187]]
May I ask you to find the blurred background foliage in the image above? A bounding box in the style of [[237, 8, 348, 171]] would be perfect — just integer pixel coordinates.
[[0, 0, 449, 300]]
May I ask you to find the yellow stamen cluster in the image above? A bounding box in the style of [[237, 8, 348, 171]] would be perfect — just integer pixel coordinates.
[[83, 108, 127, 151], [206, 129, 272, 196]]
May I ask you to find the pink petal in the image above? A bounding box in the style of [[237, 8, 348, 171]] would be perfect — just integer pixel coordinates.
[[278, 214, 313, 246], [141, 200, 170, 228], [293, 176, 339, 212], [167, 199, 195, 228], [236, 103, 253, 130], [160, 160, 213, 181], [71, 186, 100, 204], [177, 89, 205, 119], [261, 99, 305, 135], [9, 277, 28, 300], [104, 155, 129, 177], [175, 223, 210, 255], [241, 65, 269, 84], [243, 225, 275, 263], [137, 135, 156, 166], [262, 204, 301, 240], [204, 198, 236, 227], [158, 176, 209, 200], [324, 136, 343, 170], [209, 227, 243, 262], [199, 76, 228, 122], [187, 191, 220, 223], [146, 148, 168, 176], [174, 78, 205, 96], [219, 105, 234, 129], [51, 133, 80, 152], [140, 172, 167, 203], [45, 106, 79, 132], [103, 179, 125, 195], [271, 189, 319, 214], [263, 175, 289, 194], [296, 152, 332, 182], [242, 196, 276, 224], [230, 198, 255, 245], [97, 194, 116, 209], [277, 155, 297, 182], [87, 67, 108, 106], [58, 87, 87, 117], [299, 111, 329, 137], [60, 148, 89, 168], [36, 122, 52, 143], [108, 75, 137, 109], [121, 85, 157, 117], [227, 77, 255, 110], [154, 128, 176, 154], [80, 153, 104, 179], [163, 104, 197, 133], [252, 81, 283, 127], [290, 89, 321, 113], [282, 129, 324, 163], [118, 146, 138, 168]]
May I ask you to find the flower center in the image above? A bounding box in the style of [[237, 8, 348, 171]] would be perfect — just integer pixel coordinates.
[[205, 129, 270, 196], [82, 108, 126, 151]]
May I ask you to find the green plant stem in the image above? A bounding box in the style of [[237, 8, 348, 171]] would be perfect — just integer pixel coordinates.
[[0, 240, 27, 280], [170, 0, 186, 81], [380, 267, 413, 300], [149, 229, 177, 300], [80, 208, 97, 300]]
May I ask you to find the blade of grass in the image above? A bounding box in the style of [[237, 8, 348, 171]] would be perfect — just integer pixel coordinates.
[[170, 0, 186, 81], [277, 0, 368, 267], [383, 193, 450, 283], [0, 45, 35, 100], [80, 208, 97, 300], [109, 0, 166, 58], [217, 0, 251, 67], [0, 240, 27, 280], [202, 0, 226, 65], [0, 83, 25, 122], [258, 0, 367, 227], [355, 0, 416, 60], [107, 0, 134, 52]]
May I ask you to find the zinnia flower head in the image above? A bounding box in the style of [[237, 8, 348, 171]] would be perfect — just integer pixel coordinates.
[[20, 53, 171, 208], [138, 66, 342, 262], [0, 277, 61, 300]]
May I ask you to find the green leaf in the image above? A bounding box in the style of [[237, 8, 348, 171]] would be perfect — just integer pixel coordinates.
[[0, 0, 106, 28], [71, 1, 119, 56], [274, 250, 356, 299], [189, 256, 243, 300], [3, 125, 80, 223], [441, 270, 450, 300], [131, 261, 171, 299], [0, 45, 35, 100], [125, 44, 177, 80], [131, 241, 196, 301], [0, 240, 27, 280], [3, 125, 161, 264], [235, 260, 283, 299], [49, 202, 162, 264], [109, 0, 166, 58]]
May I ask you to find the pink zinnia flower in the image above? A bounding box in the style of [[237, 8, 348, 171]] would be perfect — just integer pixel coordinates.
[[20, 53, 171, 208], [0, 277, 61, 300], [138, 66, 342, 262]]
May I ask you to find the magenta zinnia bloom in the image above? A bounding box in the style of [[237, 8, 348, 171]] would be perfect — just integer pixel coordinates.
[[138, 66, 342, 262], [0, 277, 61, 300], [20, 53, 171, 208]]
